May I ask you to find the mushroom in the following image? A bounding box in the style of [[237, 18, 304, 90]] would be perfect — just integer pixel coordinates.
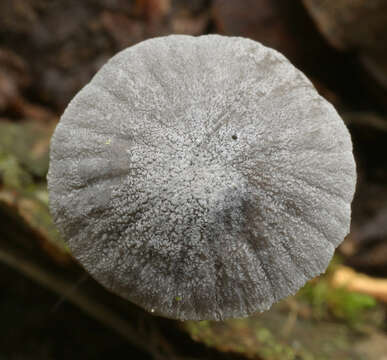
[[47, 34, 357, 321]]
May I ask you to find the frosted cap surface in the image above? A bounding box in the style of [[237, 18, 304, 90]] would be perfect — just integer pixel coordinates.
[[48, 35, 357, 320]]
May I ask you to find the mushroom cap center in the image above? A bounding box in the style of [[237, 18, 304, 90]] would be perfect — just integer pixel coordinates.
[[122, 144, 249, 240]]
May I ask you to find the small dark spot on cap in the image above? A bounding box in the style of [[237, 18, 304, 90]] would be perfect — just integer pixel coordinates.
[[232, 134, 238, 140], [199, 253, 207, 261]]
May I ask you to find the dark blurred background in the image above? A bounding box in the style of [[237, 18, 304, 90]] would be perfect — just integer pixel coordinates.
[[1, 1, 387, 359]]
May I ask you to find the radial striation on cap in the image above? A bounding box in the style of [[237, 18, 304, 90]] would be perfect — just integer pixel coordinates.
[[47, 34, 357, 321]]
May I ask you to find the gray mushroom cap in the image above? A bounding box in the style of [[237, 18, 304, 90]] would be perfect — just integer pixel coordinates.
[[47, 34, 356, 321]]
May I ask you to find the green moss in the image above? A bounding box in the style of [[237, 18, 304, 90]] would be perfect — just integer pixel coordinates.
[[0, 121, 52, 178], [297, 256, 377, 325], [329, 289, 377, 322], [0, 152, 33, 189], [253, 327, 299, 360], [185, 318, 315, 360], [298, 277, 377, 325]]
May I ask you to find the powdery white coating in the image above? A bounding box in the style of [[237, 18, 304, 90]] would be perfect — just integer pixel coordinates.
[[47, 35, 356, 321]]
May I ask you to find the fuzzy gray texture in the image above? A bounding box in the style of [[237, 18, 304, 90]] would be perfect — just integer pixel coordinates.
[[47, 34, 356, 321]]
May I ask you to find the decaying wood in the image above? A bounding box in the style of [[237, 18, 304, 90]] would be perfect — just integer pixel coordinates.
[[302, 0, 387, 106], [332, 266, 387, 303]]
